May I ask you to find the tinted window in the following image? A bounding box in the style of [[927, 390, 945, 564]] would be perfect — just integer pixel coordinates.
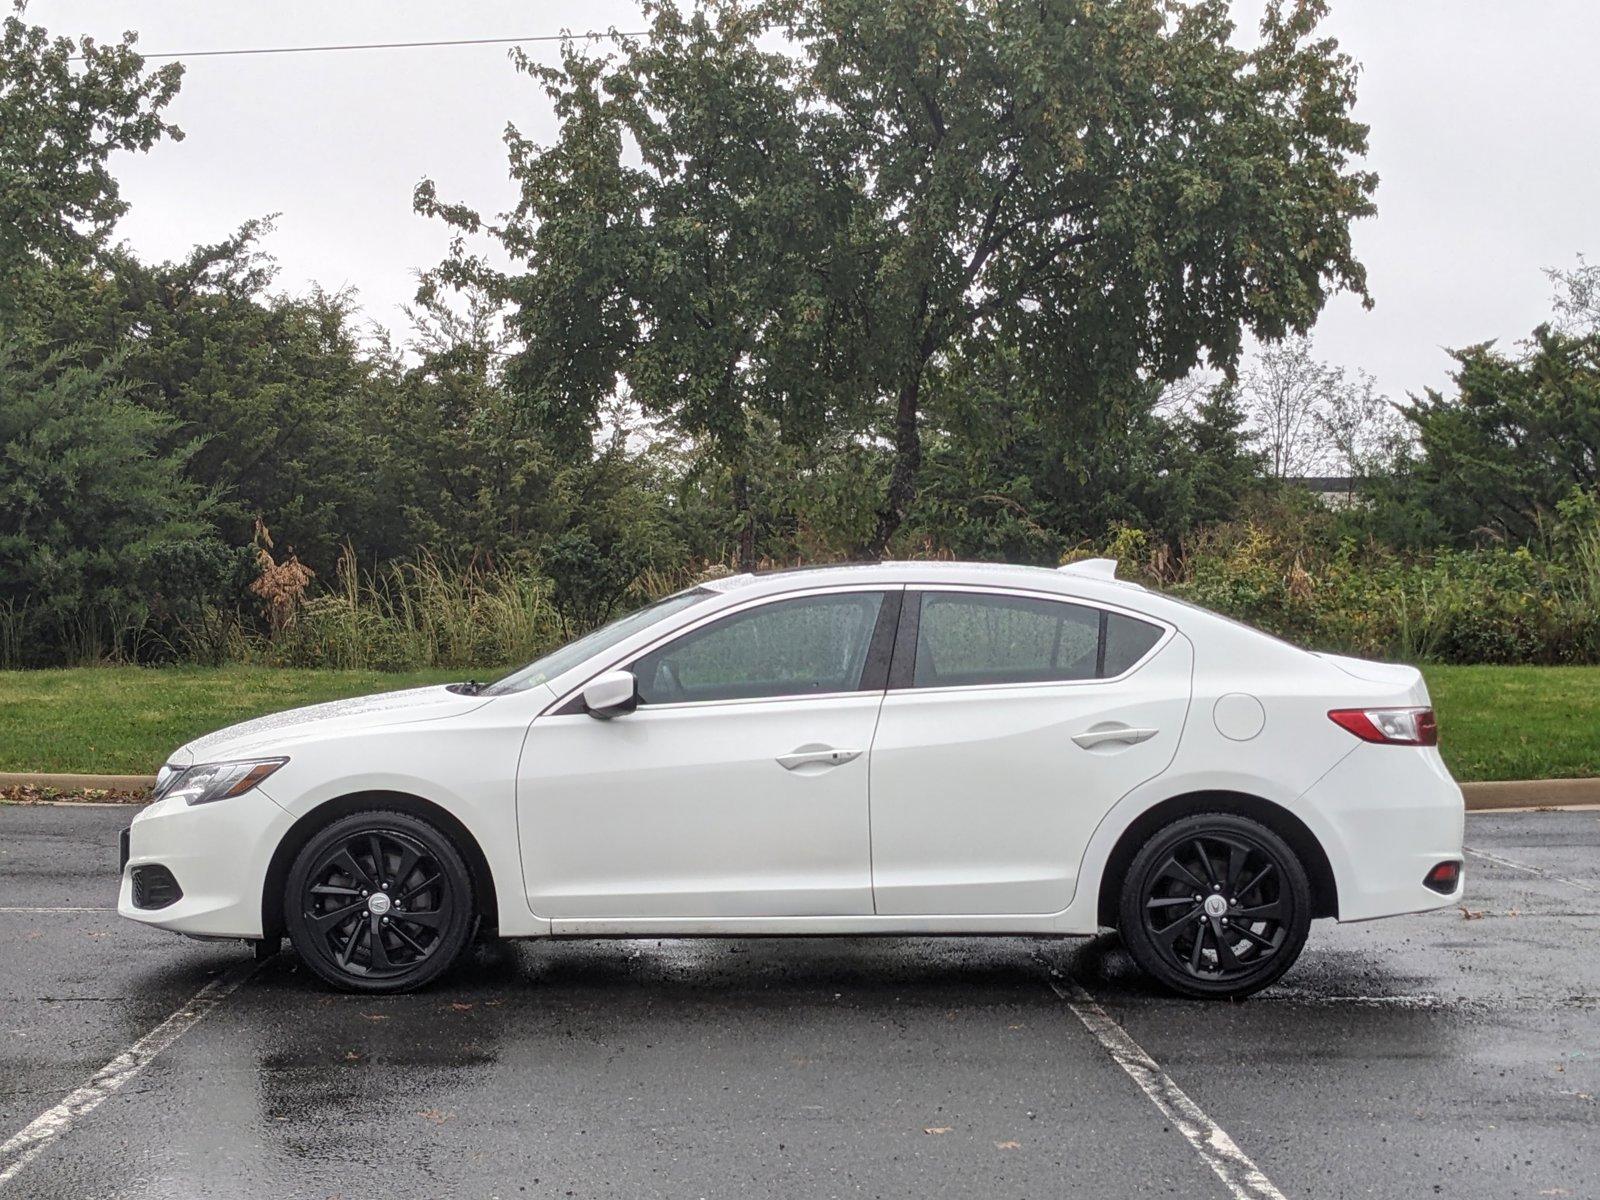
[[634, 592, 885, 704], [913, 593, 1100, 688], [907, 593, 1166, 688], [1103, 612, 1163, 676]]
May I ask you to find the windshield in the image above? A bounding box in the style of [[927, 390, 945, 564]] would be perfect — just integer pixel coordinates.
[[481, 588, 712, 696]]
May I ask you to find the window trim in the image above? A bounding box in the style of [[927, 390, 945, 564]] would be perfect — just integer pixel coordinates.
[[544, 585, 905, 717], [887, 585, 1175, 695]]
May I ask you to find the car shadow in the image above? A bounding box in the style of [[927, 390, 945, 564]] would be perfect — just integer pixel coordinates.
[[246, 925, 1462, 1018]]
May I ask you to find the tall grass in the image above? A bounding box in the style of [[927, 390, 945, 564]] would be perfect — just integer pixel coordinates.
[[262, 552, 571, 672], [128, 516, 1600, 671], [252, 552, 722, 672], [0, 599, 25, 670]]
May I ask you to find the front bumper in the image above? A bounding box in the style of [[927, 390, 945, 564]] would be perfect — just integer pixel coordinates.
[[118, 787, 296, 939], [1300, 743, 1466, 922]]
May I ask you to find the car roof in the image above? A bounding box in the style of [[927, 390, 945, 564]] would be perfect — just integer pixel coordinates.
[[699, 559, 1147, 601]]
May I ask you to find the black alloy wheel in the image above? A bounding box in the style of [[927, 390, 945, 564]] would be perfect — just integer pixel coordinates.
[[285, 810, 475, 993], [1119, 812, 1311, 1000]]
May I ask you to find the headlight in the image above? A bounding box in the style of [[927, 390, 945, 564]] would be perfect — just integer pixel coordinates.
[[163, 758, 288, 806], [152, 762, 181, 798]]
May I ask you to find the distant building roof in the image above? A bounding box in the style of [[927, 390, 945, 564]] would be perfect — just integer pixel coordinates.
[[1287, 476, 1356, 492]]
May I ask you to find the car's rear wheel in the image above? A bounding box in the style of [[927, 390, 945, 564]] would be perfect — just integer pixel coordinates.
[[284, 809, 475, 993], [1118, 812, 1311, 1000]]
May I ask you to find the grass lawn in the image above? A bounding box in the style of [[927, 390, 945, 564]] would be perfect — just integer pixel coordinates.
[[0, 666, 469, 775], [1421, 664, 1600, 783], [0, 663, 1596, 782]]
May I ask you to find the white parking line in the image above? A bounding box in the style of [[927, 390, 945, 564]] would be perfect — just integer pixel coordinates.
[[1041, 969, 1287, 1200], [1463, 846, 1600, 894], [0, 907, 115, 914], [0, 959, 259, 1188]]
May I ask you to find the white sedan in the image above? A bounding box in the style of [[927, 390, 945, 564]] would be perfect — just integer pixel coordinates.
[[119, 560, 1464, 999]]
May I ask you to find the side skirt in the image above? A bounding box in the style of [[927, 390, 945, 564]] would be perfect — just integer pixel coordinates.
[[539, 914, 1098, 938]]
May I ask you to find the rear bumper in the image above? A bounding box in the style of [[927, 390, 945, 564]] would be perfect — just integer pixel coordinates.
[[118, 789, 295, 939], [1300, 744, 1466, 922]]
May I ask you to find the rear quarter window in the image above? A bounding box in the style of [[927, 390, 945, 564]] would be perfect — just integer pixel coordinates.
[[1102, 612, 1164, 676]]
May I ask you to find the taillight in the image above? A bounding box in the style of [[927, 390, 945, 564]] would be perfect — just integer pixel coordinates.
[[1423, 861, 1461, 894], [1328, 706, 1438, 746]]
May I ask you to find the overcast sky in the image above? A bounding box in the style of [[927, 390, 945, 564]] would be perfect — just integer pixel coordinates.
[[30, 0, 1600, 402]]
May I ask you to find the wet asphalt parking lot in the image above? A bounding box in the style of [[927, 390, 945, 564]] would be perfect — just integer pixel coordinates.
[[1, 805, 1597, 1200]]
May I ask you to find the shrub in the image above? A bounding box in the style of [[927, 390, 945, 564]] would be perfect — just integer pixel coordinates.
[[1106, 505, 1600, 665]]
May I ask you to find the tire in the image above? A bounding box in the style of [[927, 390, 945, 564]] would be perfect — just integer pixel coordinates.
[[1118, 812, 1311, 1000], [284, 809, 476, 993]]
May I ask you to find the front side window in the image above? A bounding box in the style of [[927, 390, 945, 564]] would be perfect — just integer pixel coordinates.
[[633, 591, 886, 705], [910, 592, 1164, 688]]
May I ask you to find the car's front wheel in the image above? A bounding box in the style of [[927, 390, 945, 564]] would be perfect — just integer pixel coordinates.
[[284, 809, 475, 993], [1118, 812, 1311, 1000]]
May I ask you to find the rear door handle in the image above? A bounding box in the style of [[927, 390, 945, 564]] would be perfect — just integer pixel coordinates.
[[777, 747, 862, 770], [1072, 726, 1159, 749]]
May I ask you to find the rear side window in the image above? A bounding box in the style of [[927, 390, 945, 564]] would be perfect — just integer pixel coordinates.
[[633, 591, 885, 704], [913, 593, 1100, 687], [908, 592, 1164, 689], [1103, 612, 1163, 676]]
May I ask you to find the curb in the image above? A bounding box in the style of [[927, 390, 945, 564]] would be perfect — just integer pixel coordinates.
[[6, 773, 1600, 811], [0, 771, 156, 793], [1459, 777, 1600, 810]]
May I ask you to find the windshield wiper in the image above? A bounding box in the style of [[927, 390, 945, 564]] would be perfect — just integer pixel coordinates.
[[446, 680, 485, 696]]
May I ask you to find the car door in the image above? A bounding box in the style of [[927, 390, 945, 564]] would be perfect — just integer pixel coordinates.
[[518, 587, 899, 919], [867, 587, 1192, 916]]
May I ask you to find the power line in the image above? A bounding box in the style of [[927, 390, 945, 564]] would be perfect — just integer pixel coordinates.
[[69, 30, 652, 63]]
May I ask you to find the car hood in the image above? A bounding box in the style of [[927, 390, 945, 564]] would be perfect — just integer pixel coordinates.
[[167, 685, 493, 766]]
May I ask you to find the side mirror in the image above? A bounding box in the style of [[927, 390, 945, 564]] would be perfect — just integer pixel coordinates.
[[581, 669, 638, 719]]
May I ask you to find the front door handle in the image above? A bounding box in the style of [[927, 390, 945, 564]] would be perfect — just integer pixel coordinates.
[[1072, 726, 1159, 749], [777, 747, 862, 770]]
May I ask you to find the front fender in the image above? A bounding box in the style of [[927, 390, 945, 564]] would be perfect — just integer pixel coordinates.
[[259, 724, 543, 937]]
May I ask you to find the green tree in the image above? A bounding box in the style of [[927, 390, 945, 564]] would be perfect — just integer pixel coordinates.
[[427, 0, 1374, 558], [364, 290, 686, 619], [418, 2, 867, 568], [1180, 384, 1265, 528], [911, 346, 1196, 561], [101, 226, 393, 571], [0, 349, 229, 665], [1397, 327, 1600, 545], [794, 0, 1374, 551], [0, 8, 181, 337]]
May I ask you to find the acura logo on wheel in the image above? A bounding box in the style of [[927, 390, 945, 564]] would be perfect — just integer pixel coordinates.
[[367, 892, 392, 916]]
